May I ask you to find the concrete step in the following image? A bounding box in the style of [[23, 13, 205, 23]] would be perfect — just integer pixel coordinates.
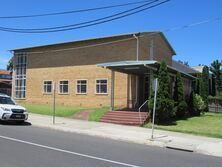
[[103, 115, 148, 120], [107, 111, 148, 114], [100, 119, 141, 126], [100, 117, 147, 122], [100, 111, 150, 126]]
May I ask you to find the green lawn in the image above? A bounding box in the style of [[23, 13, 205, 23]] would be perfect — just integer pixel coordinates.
[[20, 103, 109, 120], [88, 107, 110, 121], [144, 112, 222, 138], [20, 103, 85, 117]]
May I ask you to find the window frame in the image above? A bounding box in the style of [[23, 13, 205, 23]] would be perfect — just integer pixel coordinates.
[[76, 79, 88, 95], [58, 80, 69, 94], [14, 53, 27, 99], [95, 78, 108, 95], [43, 80, 53, 94]]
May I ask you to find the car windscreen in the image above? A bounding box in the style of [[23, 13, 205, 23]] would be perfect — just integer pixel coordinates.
[[0, 96, 16, 105]]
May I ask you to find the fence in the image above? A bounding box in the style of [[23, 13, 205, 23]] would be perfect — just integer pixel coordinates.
[[208, 99, 222, 113]]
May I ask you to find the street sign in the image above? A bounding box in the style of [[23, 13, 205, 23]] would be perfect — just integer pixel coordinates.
[[151, 78, 158, 139]]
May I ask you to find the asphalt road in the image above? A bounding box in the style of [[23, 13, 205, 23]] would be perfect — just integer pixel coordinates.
[[0, 122, 221, 167]]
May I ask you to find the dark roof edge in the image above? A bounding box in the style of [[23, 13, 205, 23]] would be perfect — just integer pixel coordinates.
[[10, 32, 141, 51], [10, 32, 176, 54], [158, 32, 176, 55]]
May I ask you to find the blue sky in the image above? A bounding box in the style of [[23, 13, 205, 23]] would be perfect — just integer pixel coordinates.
[[0, 0, 221, 69]]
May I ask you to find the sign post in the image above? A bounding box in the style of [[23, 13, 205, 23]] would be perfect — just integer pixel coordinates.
[[151, 78, 158, 139], [53, 82, 56, 124]]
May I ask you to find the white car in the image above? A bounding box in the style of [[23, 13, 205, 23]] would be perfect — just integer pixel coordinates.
[[0, 93, 28, 123]]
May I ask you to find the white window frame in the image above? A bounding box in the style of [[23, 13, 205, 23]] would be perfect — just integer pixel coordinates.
[[14, 53, 27, 99], [95, 78, 108, 95], [58, 80, 69, 94], [43, 80, 53, 94], [76, 79, 88, 95]]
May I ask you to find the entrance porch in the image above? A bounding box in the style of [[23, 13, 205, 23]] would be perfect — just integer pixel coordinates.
[[97, 60, 195, 126]]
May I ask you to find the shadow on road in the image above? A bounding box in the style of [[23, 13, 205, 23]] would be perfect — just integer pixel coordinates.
[[0, 121, 32, 126]]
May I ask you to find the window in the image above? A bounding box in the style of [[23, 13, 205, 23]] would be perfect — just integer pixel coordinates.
[[96, 79, 108, 94], [76, 80, 87, 94], [14, 53, 27, 99], [0, 74, 12, 80], [59, 80, 69, 94], [43, 81, 52, 94]]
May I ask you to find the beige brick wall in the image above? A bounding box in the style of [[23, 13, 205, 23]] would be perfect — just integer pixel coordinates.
[[140, 33, 173, 65], [23, 65, 128, 108], [13, 32, 174, 108]]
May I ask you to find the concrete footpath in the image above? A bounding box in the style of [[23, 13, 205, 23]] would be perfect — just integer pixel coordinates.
[[28, 113, 222, 158]]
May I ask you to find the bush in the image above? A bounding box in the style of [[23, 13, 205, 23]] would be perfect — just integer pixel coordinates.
[[208, 96, 222, 101], [149, 97, 174, 123], [200, 66, 209, 112], [193, 94, 206, 115], [175, 101, 188, 118], [173, 72, 187, 118], [188, 91, 195, 116], [148, 61, 174, 124]]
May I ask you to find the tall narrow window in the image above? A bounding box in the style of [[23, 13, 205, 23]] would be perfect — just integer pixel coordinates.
[[96, 79, 108, 94], [15, 53, 27, 99], [59, 80, 69, 94], [76, 80, 87, 94], [43, 81, 52, 93]]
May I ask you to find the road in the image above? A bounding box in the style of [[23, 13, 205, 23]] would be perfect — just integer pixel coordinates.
[[0, 122, 221, 167]]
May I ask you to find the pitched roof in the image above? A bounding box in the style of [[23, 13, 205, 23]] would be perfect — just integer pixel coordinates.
[[10, 32, 176, 55], [172, 60, 199, 74], [191, 66, 204, 73], [97, 60, 195, 79], [0, 69, 10, 75]]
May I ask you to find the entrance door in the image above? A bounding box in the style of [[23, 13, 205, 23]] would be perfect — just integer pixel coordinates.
[[143, 75, 150, 101]]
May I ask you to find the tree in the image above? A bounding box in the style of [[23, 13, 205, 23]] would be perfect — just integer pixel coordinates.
[[210, 60, 222, 95], [200, 66, 209, 112], [211, 76, 216, 96], [194, 73, 202, 95], [173, 72, 187, 118], [148, 61, 174, 124], [177, 60, 189, 67], [6, 57, 13, 72]]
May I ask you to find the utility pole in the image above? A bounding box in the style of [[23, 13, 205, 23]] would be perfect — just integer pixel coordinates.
[[53, 82, 56, 124], [151, 78, 158, 139]]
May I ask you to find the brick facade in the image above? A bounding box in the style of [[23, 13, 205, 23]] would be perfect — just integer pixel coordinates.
[[12, 32, 178, 108]]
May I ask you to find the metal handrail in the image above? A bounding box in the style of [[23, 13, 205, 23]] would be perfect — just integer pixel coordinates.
[[138, 100, 149, 124]]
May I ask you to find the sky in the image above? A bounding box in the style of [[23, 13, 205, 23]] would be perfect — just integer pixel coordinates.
[[0, 0, 221, 69]]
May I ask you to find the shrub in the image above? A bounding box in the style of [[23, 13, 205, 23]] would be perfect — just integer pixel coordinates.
[[148, 61, 174, 124], [193, 94, 206, 115], [175, 101, 188, 118], [173, 72, 188, 118], [188, 91, 195, 116], [149, 97, 174, 123], [200, 66, 209, 112], [208, 95, 222, 101]]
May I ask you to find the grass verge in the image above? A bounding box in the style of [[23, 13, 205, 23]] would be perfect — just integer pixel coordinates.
[[20, 103, 109, 120], [88, 107, 110, 121], [20, 103, 85, 117], [144, 112, 222, 138]]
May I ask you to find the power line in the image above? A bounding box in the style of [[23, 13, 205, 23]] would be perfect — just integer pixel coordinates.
[[0, 0, 160, 31], [0, 0, 153, 19], [12, 15, 222, 54], [0, 0, 169, 33], [164, 16, 222, 32]]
